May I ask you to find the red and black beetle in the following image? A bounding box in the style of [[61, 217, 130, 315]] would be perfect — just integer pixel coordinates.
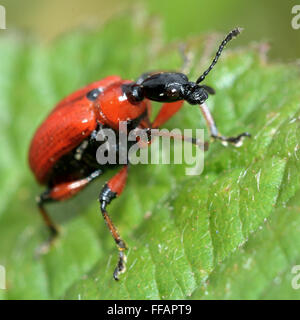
[[28, 28, 250, 280]]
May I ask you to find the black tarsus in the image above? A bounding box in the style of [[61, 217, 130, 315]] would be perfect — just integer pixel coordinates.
[[196, 28, 242, 84]]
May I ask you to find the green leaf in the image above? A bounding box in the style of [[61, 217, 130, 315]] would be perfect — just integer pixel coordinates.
[[190, 191, 300, 299], [0, 12, 299, 300]]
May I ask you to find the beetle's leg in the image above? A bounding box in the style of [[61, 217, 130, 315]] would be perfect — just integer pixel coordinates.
[[179, 43, 193, 74], [135, 128, 208, 149], [200, 102, 251, 147], [135, 43, 193, 85], [36, 169, 102, 255], [152, 101, 209, 149], [36, 193, 59, 249], [99, 165, 128, 280], [152, 100, 184, 129], [136, 101, 209, 149], [151, 130, 209, 150]]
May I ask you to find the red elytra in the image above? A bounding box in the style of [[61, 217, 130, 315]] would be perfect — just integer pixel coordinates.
[[29, 75, 147, 184]]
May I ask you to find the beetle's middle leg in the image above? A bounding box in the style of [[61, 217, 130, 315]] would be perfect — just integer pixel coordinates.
[[136, 100, 209, 149], [151, 101, 185, 129], [36, 169, 102, 255], [200, 102, 251, 147], [143, 101, 208, 149]]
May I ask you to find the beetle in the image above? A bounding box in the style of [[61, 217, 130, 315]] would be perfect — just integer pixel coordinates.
[[28, 28, 250, 280]]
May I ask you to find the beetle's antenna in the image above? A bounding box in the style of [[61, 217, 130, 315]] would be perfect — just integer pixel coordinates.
[[196, 28, 243, 84]]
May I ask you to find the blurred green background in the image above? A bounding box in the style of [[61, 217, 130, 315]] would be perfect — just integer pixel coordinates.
[[1, 0, 299, 62]]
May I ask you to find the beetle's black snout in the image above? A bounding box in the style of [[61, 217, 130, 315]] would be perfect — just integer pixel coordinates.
[[183, 83, 211, 105]]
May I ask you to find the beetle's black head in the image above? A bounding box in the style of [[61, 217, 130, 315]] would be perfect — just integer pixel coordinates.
[[124, 28, 242, 106], [139, 72, 215, 105], [123, 72, 214, 105], [181, 82, 215, 105]]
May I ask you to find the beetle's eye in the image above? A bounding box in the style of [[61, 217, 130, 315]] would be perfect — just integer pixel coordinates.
[[86, 87, 103, 101]]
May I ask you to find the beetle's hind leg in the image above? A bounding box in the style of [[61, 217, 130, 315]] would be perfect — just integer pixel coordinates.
[[35, 169, 102, 256], [200, 102, 251, 147], [99, 165, 128, 280], [35, 192, 60, 256]]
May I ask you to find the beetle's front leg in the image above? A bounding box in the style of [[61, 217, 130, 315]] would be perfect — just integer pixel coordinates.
[[200, 102, 251, 147], [99, 165, 128, 280]]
